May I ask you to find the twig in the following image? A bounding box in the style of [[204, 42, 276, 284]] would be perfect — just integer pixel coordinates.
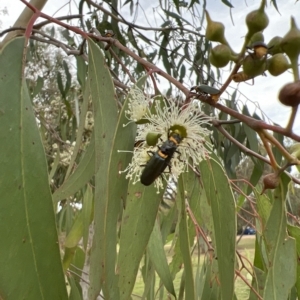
[[236, 250, 255, 277], [33, 14, 83, 29], [204, 96, 300, 142], [69, 263, 89, 275], [108, 48, 136, 84], [217, 119, 241, 125], [185, 200, 214, 252], [211, 119, 270, 164], [235, 269, 263, 300], [9, 26, 129, 91], [67, 269, 90, 285], [286, 105, 299, 133], [86, 0, 205, 38]]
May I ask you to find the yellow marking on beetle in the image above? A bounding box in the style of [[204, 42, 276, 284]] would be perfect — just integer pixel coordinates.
[[169, 136, 179, 145], [158, 150, 168, 159]]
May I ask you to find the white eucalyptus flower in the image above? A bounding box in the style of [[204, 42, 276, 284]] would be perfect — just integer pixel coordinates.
[[125, 86, 149, 123], [122, 88, 212, 191]]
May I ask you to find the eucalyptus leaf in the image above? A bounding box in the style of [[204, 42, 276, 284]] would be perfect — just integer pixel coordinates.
[[199, 152, 236, 300], [0, 37, 68, 299], [117, 183, 163, 300], [148, 220, 176, 297]]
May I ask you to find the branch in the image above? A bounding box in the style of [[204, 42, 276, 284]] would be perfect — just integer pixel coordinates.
[[211, 119, 270, 165], [0, 0, 47, 49], [211, 119, 300, 185], [33, 14, 83, 29], [201, 96, 300, 142], [86, 0, 205, 38]]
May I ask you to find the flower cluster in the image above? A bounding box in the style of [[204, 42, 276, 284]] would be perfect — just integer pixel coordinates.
[[123, 86, 212, 191]]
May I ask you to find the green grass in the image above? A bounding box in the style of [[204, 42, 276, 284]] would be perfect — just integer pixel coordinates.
[[132, 236, 256, 299]]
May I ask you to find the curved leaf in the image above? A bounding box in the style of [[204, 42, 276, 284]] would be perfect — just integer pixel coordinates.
[[199, 152, 236, 300], [117, 183, 163, 300], [0, 37, 67, 299], [87, 38, 136, 300], [177, 176, 195, 299], [287, 225, 300, 300], [147, 220, 176, 297], [263, 174, 297, 299], [52, 132, 95, 204]]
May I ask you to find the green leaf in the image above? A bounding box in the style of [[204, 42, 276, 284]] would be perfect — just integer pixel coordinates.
[[263, 175, 297, 299], [49, 150, 60, 182], [200, 257, 220, 299], [243, 123, 258, 153], [65, 212, 83, 248], [169, 227, 183, 279], [52, 132, 96, 204], [255, 189, 272, 228], [163, 10, 192, 26], [68, 274, 83, 300], [70, 246, 86, 282], [148, 220, 176, 297], [82, 185, 93, 250], [249, 267, 266, 299], [86, 38, 119, 298], [179, 64, 186, 83], [65, 83, 91, 180], [57, 70, 65, 98], [31, 75, 43, 98], [141, 256, 156, 298], [195, 252, 206, 298], [122, 0, 132, 7], [117, 183, 163, 300], [199, 153, 236, 300], [87, 38, 136, 300], [76, 56, 87, 88], [63, 60, 71, 95], [177, 177, 195, 299], [160, 204, 178, 243], [270, 0, 280, 13], [63, 246, 77, 272], [0, 37, 68, 299], [63, 247, 85, 297], [247, 161, 264, 195], [221, 0, 234, 8], [287, 225, 300, 300], [188, 0, 200, 8]]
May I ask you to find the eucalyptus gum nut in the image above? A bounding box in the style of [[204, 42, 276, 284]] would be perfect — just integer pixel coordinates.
[[262, 173, 279, 193], [209, 44, 231, 68], [280, 17, 300, 60], [205, 10, 228, 45], [246, 0, 269, 35], [146, 132, 161, 146], [267, 36, 283, 55], [278, 81, 300, 107], [249, 32, 264, 45], [169, 125, 187, 139], [267, 54, 290, 76], [242, 55, 267, 77]]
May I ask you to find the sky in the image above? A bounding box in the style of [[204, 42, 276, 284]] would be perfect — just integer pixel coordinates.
[[1, 0, 300, 133]]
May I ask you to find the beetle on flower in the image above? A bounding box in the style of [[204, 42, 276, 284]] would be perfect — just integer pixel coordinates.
[[121, 85, 212, 192]]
